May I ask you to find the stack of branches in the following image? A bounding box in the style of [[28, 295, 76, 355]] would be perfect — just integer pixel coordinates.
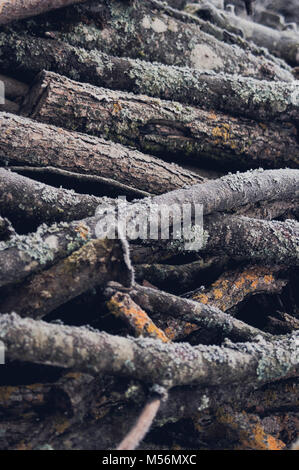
[[0, 0, 298, 451]]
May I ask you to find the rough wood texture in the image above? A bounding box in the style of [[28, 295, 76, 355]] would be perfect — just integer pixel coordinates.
[[0, 168, 106, 229], [0, 0, 88, 25], [188, 2, 299, 65], [0, 169, 297, 288], [1, 313, 298, 389], [0, 32, 297, 123], [9, 0, 292, 81], [21, 71, 299, 170], [0, 113, 203, 195]]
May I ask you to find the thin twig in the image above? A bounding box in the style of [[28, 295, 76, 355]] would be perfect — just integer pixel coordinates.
[[117, 397, 162, 450]]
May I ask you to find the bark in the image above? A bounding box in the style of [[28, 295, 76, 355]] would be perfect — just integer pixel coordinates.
[[202, 215, 299, 266], [16, 0, 292, 81], [0, 0, 89, 25], [0, 113, 203, 195], [104, 282, 271, 343], [146, 168, 299, 216], [0, 32, 298, 123], [0, 313, 298, 390], [135, 256, 230, 294], [0, 239, 134, 319], [0, 168, 107, 229], [188, 2, 299, 65], [137, 216, 299, 266], [0, 168, 296, 288], [21, 71, 299, 170], [185, 264, 287, 313], [0, 217, 103, 288]]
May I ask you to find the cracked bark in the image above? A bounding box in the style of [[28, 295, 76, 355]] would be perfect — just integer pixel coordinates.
[[10, 0, 291, 80], [21, 71, 299, 170], [0, 32, 297, 123], [0, 112, 203, 195]]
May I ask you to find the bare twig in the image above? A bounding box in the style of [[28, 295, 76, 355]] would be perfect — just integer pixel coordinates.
[[116, 397, 162, 450]]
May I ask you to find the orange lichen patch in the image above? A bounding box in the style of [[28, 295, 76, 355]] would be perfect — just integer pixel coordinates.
[[107, 292, 170, 342], [212, 125, 230, 143], [112, 101, 123, 115], [235, 424, 285, 451], [213, 289, 223, 300], [207, 111, 217, 120], [234, 277, 245, 289], [183, 322, 199, 336], [258, 122, 268, 131], [217, 409, 286, 450], [74, 223, 90, 240], [164, 326, 177, 341], [193, 293, 209, 304], [190, 265, 284, 312]]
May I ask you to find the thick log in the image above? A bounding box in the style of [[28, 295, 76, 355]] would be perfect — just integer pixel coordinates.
[[0, 33, 298, 123], [0, 113, 202, 195], [0, 313, 298, 390], [12, 0, 292, 81], [21, 72, 299, 170]]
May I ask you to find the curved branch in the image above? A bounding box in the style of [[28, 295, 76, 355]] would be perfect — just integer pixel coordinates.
[[0, 313, 298, 389]]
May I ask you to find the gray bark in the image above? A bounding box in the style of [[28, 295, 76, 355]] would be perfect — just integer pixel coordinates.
[[0, 168, 107, 229], [0, 313, 298, 390], [0, 0, 89, 25], [21, 71, 299, 170], [0, 169, 297, 288], [12, 0, 292, 81], [0, 32, 297, 123], [0, 113, 203, 195], [188, 2, 299, 65]]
